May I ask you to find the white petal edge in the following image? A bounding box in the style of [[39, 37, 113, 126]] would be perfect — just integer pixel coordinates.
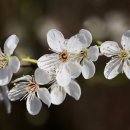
[[12, 75, 32, 83], [121, 30, 130, 51], [67, 29, 93, 53], [47, 29, 65, 52], [8, 84, 27, 101], [4, 34, 19, 56], [81, 59, 95, 79], [35, 68, 51, 85], [0, 67, 13, 86], [8, 56, 20, 73], [37, 88, 51, 107], [67, 37, 83, 53], [56, 64, 71, 87], [100, 41, 120, 57], [64, 80, 81, 100], [123, 60, 130, 79], [79, 29, 92, 48], [26, 94, 42, 115], [37, 54, 59, 71], [88, 45, 99, 61], [104, 58, 122, 79], [50, 83, 66, 105], [68, 61, 81, 79]]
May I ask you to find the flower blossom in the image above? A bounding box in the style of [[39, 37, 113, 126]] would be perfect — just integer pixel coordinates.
[[37, 29, 95, 86], [48, 70, 81, 105], [76, 30, 99, 79], [8, 68, 51, 115], [100, 30, 130, 79], [0, 35, 20, 86]]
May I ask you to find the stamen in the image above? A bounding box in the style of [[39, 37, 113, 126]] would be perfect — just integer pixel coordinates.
[[59, 50, 70, 62], [0, 49, 8, 69], [20, 92, 29, 101], [118, 49, 128, 60]]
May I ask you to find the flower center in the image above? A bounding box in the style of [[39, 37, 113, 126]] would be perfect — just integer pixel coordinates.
[[80, 48, 88, 58], [26, 79, 39, 93], [0, 50, 9, 69], [118, 49, 128, 60], [59, 50, 70, 62]]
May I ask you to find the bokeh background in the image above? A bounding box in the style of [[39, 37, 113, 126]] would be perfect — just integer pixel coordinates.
[[0, 0, 130, 130]]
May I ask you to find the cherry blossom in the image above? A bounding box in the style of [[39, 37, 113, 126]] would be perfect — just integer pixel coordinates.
[[100, 30, 130, 79], [0, 35, 20, 86], [8, 68, 51, 115]]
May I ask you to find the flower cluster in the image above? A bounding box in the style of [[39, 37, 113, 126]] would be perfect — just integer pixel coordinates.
[[0, 29, 130, 115]]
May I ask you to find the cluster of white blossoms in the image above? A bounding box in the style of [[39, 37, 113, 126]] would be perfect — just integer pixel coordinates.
[[0, 29, 130, 115]]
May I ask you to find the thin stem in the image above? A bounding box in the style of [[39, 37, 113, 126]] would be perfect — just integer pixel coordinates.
[[1, 86, 11, 114], [21, 57, 37, 64]]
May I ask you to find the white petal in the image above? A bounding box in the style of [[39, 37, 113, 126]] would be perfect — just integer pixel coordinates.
[[8, 56, 20, 73], [88, 45, 99, 61], [100, 41, 120, 57], [123, 60, 130, 79], [4, 35, 19, 55], [67, 37, 83, 53], [26, 94, 42, 115], [8, 84, 27, 101], [0, 67, 13, 86], [104, 58, 122, 79], [50, 83, 66, 105], [37, 54, 59, 71], [34, 68, 51, 85], [68, 61, 81, 78], [56, 64, 71, 86], [47, 29, 65, 52], [12, 75, 32, 83], [81, 59, 95, 79], [64, 80, 81, 100], [37, 88, 51, 107], [121, 30, 130, 50], [79, 29, 92, 48], [67, 29, 92, 53]]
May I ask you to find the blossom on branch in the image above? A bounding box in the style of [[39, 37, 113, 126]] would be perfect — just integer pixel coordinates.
[[100, 30, 130, 79], [8, 68, 51, 115], [0, 35, 20, 86]]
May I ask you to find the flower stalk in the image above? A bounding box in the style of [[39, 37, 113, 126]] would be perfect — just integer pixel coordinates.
[[21, 57, 37, 64]]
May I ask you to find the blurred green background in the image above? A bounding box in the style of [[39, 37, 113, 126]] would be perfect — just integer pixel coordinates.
[[0, 0, 130, 130]]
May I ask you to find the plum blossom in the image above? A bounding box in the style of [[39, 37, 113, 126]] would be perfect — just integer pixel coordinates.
[[50, 80, 81, 105], [100, 30, 130, 79], [75, 30, 99, 79], [37, 29, 99, 86], [0, 35, 20, 86], [8, 68, 51, 115], [48, 70, 81, 105], [37, 29, 95, 86]]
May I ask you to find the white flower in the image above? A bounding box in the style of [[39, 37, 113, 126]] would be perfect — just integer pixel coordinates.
[[100, 30, 130, 79], [76, 29, 99, 79], [37, 29, 94, 86], [0, 35, 20, 86], [8, 68, 51, 115], [47, 70, 81, 105], [50, 80, 81, 105]]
